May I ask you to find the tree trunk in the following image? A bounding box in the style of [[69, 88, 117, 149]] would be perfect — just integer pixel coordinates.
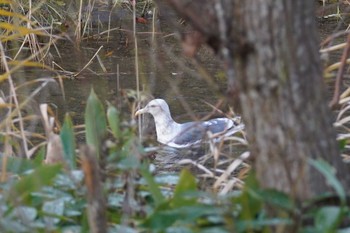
[[156, 0, 350, 200]]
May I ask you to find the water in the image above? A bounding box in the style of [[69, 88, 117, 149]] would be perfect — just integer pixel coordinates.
[[0, 3, 345, 162], [46, 6, 227, 125]]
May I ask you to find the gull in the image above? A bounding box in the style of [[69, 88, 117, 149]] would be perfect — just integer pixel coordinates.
[[135, 99, 244, 148]]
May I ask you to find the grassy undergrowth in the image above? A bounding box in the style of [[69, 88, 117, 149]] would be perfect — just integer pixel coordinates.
[[0, 89, 348, 233]]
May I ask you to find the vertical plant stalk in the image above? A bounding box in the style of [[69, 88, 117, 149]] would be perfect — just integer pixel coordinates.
[[82, 0, 96, 38], [0, 41, 30, 158], [23, 0, 43, 62], [214, 0, 235, 86], [0, 85, 12, 181], [1, 116, 11, 182], [75, 0, 83, 43], [80, 145, 107, 233], [132, 0, 142, 139], [329, 34, 350, 109], [151, 8, 156, 44], [107, 1, 118, 43], [40, 104, 64, 164]]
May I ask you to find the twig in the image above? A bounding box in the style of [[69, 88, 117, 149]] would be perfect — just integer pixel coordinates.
[[213, 151, 250, 190], [329, 34, 350, 109], [320, 30, 350, 48], [73, 46, 104, 77], [320, 42, 346, 53], [219, 177, 244, 195], [178, 159, 215, 177]]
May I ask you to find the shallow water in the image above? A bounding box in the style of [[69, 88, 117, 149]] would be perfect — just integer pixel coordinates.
[[49, 6, 226, 127], [1, 3, 346, 160]]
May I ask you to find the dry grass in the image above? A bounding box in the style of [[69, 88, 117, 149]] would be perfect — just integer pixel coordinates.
[[0, 0, 66, 162]]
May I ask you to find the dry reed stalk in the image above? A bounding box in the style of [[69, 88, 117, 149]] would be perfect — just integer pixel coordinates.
[[2, 37, 60, 81], [340, 86, 350, 100], [320, 42, 347, 53], [40, 104, 64, 164], [151, 7, 156, 44], [336, 102, 350, 122], [178, 159, 215, 177], [224, 135, 248, 145], [1, 95, 12, 181], [132, 0, 142, 139], [96, 54, 107, 73], [107, 2, 117, 43], [16, 0, 47, 62], [329, 34, 350, 108], [325, 58, 350, 73], [82, 0, 96, 38], [73, 45, 104, 77], [0, 79, 57, 130], [76, 0, 83, 43], [213, 151, 250, 191], [219, 177, 244, 195], [80, 145, 107, 233], [0, 41, 30, 158]]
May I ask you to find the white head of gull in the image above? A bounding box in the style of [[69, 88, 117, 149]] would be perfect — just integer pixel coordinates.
[[135, 99, 244, 148]]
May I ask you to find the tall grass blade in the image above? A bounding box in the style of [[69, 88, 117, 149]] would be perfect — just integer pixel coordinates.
[[172, 169, 197, 207], [60, 114, 76, 169], [107, 103, 121, 139], [0, 22, 45, 35], [309, 159, 346, 205], [140, 164, 165, 206], [0, 9, 31, 22], [85, 88, 107, 158]]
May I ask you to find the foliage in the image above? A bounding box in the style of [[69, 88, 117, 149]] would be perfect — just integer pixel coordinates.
[[0, 91, 348, 232], [85, 88, 108, 159]]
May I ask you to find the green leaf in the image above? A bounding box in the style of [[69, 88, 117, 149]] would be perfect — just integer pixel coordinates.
[[172, 169, 197, 207], [256, 189, 294, 211], [174, 169, 197, 195], [338, 139, 347, 151], [33, 146, 46, 166], [42, 198, 66, 225], [60, 113, 76, 169], [140, 163, 165, 206], [236, 218, 292, 232], [235, 172, 262, 221], [309, 159, 346, 205], [8, 164, 62, 203], [315, 206, 342, 233], [1, 157, 36, 174], [107, 103, 121, 139], [85, 88, 107, 158], [143, 205, 218, 230], [1, 146, 46, 174]]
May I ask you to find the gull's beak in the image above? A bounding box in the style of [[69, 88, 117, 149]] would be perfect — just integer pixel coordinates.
[[135, 108, 146, 117]]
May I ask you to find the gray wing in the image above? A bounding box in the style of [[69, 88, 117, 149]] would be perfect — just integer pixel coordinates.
[[204, 118, 233, 134], [173, 122, 207, 146], [173, 119, 233, 145]]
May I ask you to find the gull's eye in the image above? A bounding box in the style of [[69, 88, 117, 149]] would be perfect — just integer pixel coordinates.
[[149, 105, 156, 108]]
